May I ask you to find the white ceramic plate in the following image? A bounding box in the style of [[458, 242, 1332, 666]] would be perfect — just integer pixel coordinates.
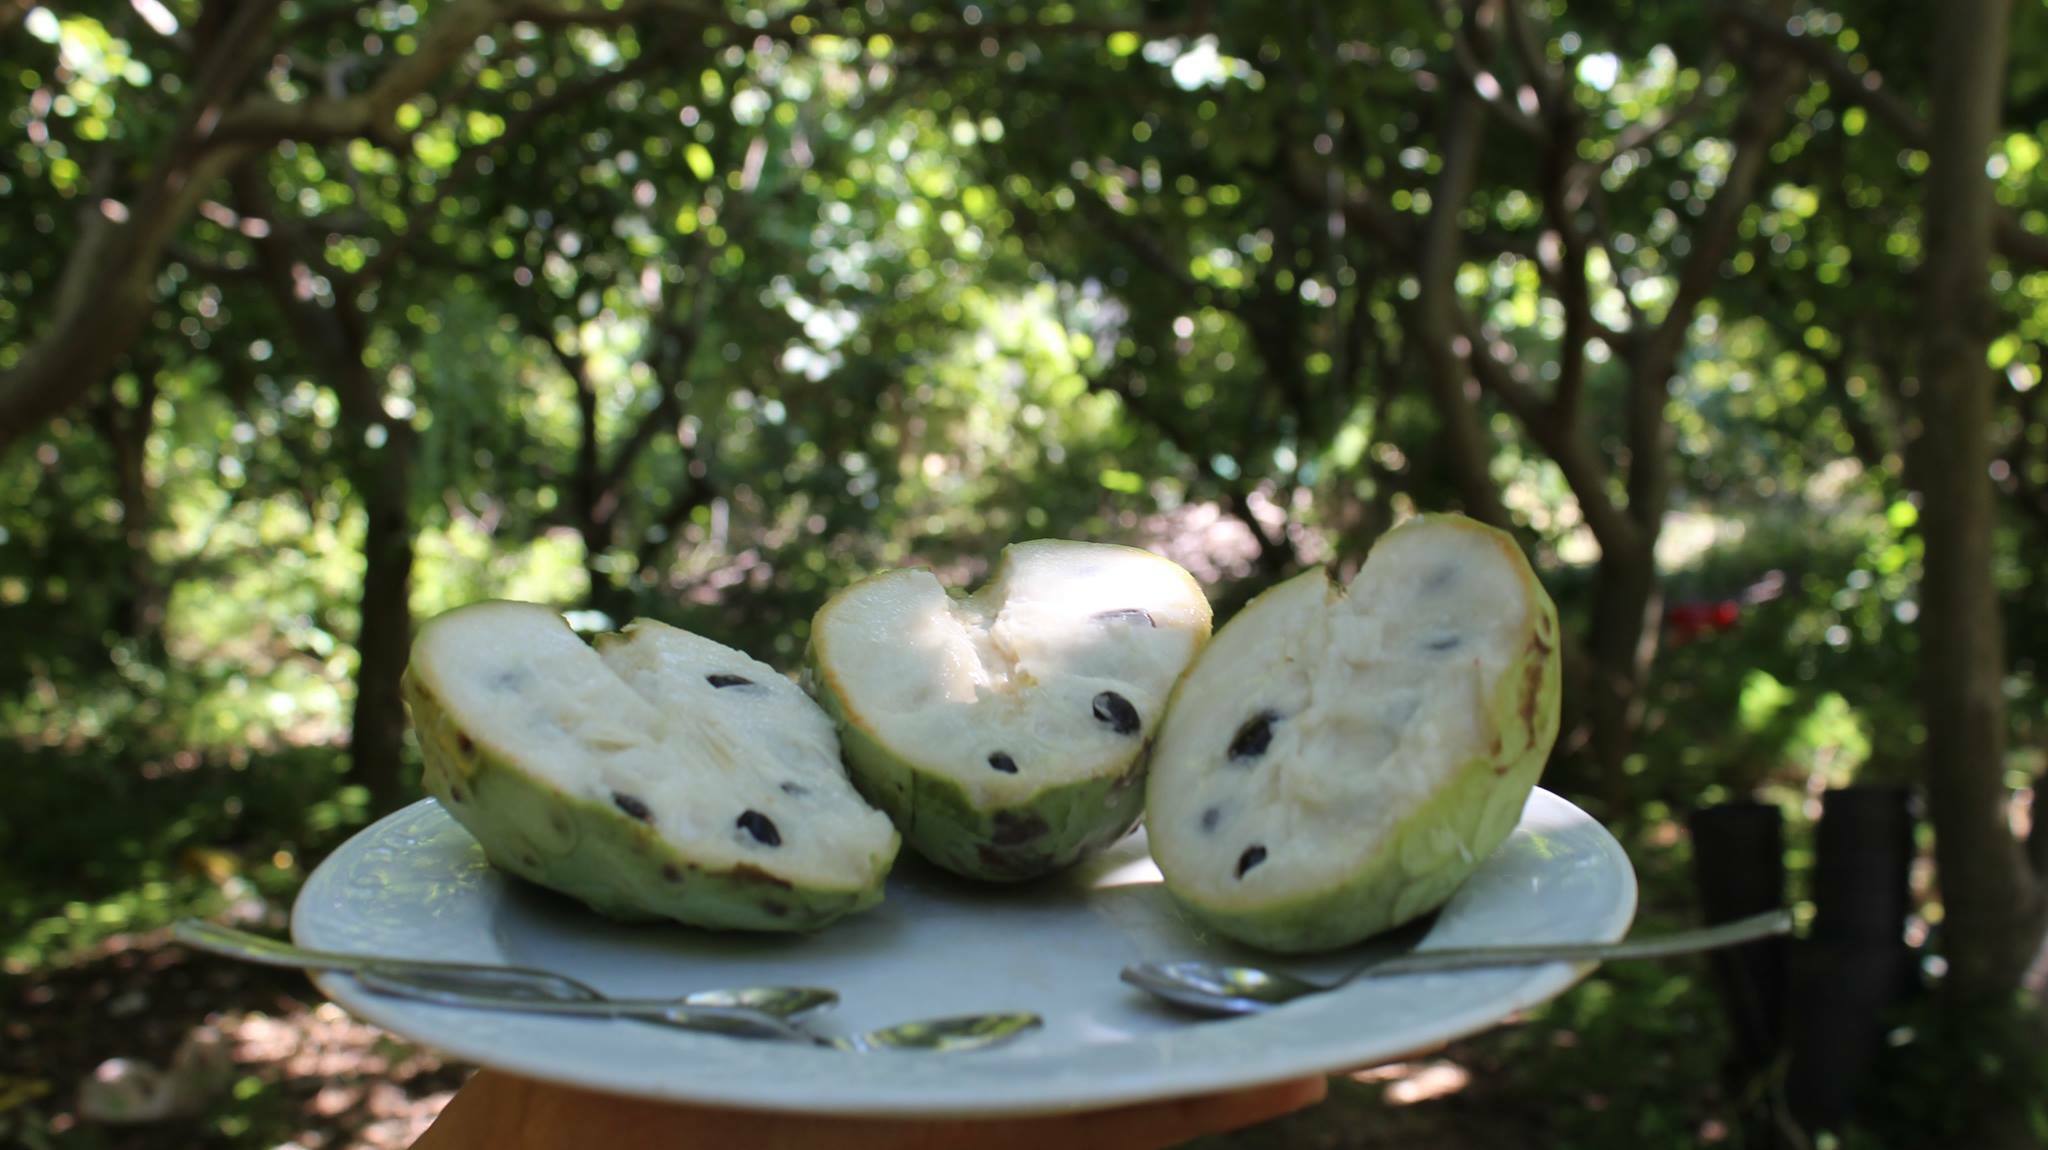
[[293, 788, 1634, 1117]]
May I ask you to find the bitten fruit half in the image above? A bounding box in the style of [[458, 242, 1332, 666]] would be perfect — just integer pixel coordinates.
[[1147, 515, 1561, 953], [808, 541, 1212, 881], [404, 601, 900, 932]]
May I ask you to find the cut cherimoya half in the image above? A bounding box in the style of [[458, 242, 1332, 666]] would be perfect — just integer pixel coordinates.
[[404, 601, 899, 932], [1147, 515, 1561, 954], [808, 541, 1212, 881]]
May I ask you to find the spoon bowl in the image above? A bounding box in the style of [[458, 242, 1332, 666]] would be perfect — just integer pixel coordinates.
[[1120, 962, 1321, 1017], [828, 1012, 1044, 1054]]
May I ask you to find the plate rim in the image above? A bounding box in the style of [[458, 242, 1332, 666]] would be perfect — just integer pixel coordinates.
[[293, 789, 1637, 1118]]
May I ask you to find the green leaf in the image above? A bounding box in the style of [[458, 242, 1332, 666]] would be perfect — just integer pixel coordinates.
[[685, 143, 715, 181], [1098, 468, 1144, 493]]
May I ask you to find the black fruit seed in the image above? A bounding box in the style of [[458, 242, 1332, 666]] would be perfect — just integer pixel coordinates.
[[1200, 806, 1221, 832], [780, 781, 809, 796], [1425, 635, 1463, 652], [988, 751, 1019, 774], [1424, 565, 1457, 591], [1092, 691, 1141, 735], [1227, 710, 1278, 762], [1091, 608, 1156, 628], [1236, 844, 1268, 878], [738, 809, 782, 847], [612, 792, 653, 822], [706, 673, 755, 689]]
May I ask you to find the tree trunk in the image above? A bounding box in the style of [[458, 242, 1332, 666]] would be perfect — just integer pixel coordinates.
[[1413, 86, 1513, 533], [234, 163, 415, 813], [571, 359, 617, 618], [1585, 532, 1659, 817], [1916, 0, 2041, 1001], [349, 420, 417, 814], [91, 362, 166, 662]]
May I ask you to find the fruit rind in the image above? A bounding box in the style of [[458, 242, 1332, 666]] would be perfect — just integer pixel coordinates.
[[406, 603, 896, 932], [1150, 515, 1561, 953]]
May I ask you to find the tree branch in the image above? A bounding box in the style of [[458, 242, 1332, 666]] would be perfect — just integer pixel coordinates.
[[1729, 6, 2048, 270], [599, 246, 717, 499], [212, 0, 502, 146], [1432, 0, 1546, 138], [1500, 0, 1556, 109], [1411, 70, 1515, 531], [1628, 5, 1799, 524], [1565, 48, 1721, 201]]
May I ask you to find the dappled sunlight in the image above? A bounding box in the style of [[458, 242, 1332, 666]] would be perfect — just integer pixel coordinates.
[[4, 0, 2045, 1145], [5, 932, 464, 1150], [1352, 1059, 1475, 1107]]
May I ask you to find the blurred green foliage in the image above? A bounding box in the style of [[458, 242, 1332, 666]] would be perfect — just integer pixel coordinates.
[[4, 0, 2048, 1147]]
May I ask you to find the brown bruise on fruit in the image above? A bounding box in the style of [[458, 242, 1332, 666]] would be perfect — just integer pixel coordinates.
[[975, 843, 1054, 878], [1518, 638, 1549, 729], [991, 809, 1051, 846]]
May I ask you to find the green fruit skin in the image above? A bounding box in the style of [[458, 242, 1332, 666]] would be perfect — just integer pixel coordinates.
[[405, 671, 895, 933], [806, 648, 1150, 882], [1157, 520, 1565, 954]]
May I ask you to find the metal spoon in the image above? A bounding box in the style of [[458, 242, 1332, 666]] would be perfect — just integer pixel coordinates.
[[353, 969, 1042, 1052], [175, 920, 1041, 1052], [1123, 909, 1793, 1017], [353, 972, 1044, 1053], [173, 919, 837, 1020]]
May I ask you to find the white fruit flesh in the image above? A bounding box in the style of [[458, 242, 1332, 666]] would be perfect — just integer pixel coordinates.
[[412, 601, 895, 893], [814, 541, 1209, 810], [1148, 519, 1544, 912]]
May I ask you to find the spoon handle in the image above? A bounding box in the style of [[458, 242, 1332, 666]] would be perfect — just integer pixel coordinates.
[[174, 919, 600, 1001], [351, 970, 814, 1042], [1352, 909, 1793, 981]]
